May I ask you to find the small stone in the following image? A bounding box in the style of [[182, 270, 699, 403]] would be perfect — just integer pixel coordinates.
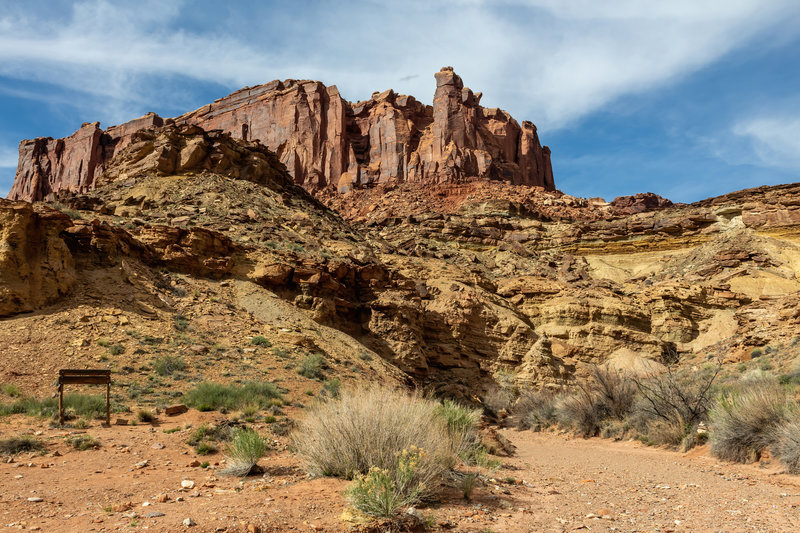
[[156, 494, 169, 503], [134, 460, 148, 469], [112, 502, 132, 512], [181, 480, 195, 489], [27, 497, 44, 502], [121, 512, 138, 519], [165, 404, 188, 416], [183, 518, 196, 526], [406, 507, 425, 521], [151, 443, 166, 450], [142, 501, 151, 507], [145, 512, 165, 518], [189, 460, 201, 467]]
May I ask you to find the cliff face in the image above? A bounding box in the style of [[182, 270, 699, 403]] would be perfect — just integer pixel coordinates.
[[8, 114, 165, 201], [7, 68, 553, 202]]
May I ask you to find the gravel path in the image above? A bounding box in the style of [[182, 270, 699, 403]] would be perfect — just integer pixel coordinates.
[[489, 429, 800, 532]]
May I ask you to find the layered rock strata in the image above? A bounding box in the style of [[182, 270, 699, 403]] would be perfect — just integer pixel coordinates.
[[8, 68, 554, 202]]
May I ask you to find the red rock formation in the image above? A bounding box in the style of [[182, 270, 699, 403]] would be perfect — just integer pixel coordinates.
[[8, 113, 164, 201], [610, 192, 673, 215], [8, 69, 554, 202]]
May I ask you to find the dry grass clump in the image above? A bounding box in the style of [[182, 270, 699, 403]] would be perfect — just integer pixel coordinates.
[[0, 435, 44, 456], [293, 386, 459, 479], [773, 413, 800, 473], [292, 386, 472, 515], [709, 378, 787, 463]]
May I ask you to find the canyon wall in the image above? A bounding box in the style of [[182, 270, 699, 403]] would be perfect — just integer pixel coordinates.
[[7, 68, 554, 202]]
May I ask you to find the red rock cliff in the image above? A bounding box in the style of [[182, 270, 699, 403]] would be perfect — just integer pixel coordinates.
[[7, 68, 554, 201]]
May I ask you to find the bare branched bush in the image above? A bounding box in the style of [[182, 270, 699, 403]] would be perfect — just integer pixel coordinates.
[[555, 366, 636, 438], [709, 378, 787, 463], [629, 361, 721, 447], [514, 389, 560, 431], [591, 366, 636, 420], [556, 390, 601, 437]]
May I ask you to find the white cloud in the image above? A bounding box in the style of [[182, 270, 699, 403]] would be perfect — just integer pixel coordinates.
[[0, 0, 797, 131], [734, 116, 800, 169]]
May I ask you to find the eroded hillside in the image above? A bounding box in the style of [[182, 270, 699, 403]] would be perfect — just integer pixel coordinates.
[[2, 122, 800, 400]]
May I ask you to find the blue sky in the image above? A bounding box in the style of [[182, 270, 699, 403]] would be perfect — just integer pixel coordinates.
[[1, 0, 799, 202]]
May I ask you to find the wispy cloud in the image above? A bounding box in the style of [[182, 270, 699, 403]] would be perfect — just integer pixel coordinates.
[[0, 145, 18, 168], [0, 0, 798, 131], [734, 116, 800, 169]]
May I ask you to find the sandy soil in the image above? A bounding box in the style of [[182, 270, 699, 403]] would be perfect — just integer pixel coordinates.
[[2, 415, 800, 532]]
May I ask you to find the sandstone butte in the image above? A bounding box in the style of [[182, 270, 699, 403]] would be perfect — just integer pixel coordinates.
[[6, 67, 554, 203]]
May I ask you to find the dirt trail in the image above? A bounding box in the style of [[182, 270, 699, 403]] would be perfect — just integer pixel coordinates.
[[489, 428, 800, 532], [3, 416, 800, 532]]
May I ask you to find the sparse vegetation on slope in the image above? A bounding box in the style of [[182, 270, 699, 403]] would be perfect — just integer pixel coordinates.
[[183, 382, 282, 412]]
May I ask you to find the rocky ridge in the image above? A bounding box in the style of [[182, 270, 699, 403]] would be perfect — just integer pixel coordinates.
[[8, 68, 554, 203], [3, 122, 800, 399]]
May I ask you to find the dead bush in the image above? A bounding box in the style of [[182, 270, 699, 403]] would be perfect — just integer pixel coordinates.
[[709, 378, 787, 463], [514, 389, 560, 431], [555, 389, 601, 437], [629, 361, 721, 447], [555, 366, 635, 438]]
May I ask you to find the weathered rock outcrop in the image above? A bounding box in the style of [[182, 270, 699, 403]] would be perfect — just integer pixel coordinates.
[[8, 68, 554, 202], [8, 114, 165, 201], [0, 200, 76, 316]]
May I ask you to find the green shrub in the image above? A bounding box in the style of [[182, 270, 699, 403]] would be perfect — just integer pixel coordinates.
[[321, 378, 341, 399], [346, 447, 427, 517], [435, 399, 480, 462], [459, 444, 502, 470], [183, 382, 282, 412], [108, 344, 125, 356], [297, 354, 326, 380], [460, 472, 478, 500], [153, 355, 187, 377], [1, 384, 22, 398], [0, 435, 44, 455], [136, 409, 156, 423], [196, 442, 218, 455], [709, 379, 787, 463], [173, 314, 189, 331], [251, 336, 272, 347], [221, 428, 268, 476], [69, 434, 99, 450]]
